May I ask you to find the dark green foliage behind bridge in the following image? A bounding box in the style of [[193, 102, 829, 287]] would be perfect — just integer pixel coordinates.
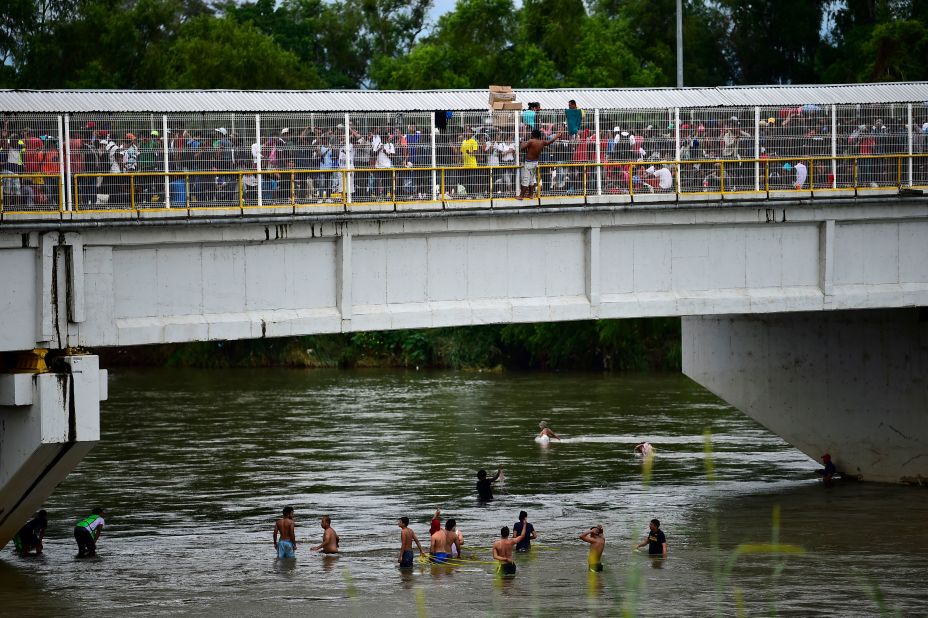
[[2, 0, 927, 90]]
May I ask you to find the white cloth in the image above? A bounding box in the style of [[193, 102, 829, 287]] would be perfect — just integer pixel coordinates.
[[794, 162, 808, 188], [647, 166, 673, 190]]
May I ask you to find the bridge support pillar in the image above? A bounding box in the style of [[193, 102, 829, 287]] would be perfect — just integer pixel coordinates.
[[0, 354, 105, 548], [682, 309, 928, 484]]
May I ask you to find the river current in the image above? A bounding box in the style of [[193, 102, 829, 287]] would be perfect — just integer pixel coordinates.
[[1, 369, 926, 617]]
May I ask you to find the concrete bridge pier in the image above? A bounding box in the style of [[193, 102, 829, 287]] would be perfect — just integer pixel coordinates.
[[682, 308, 928, 484], [0, 354, 105, 548]]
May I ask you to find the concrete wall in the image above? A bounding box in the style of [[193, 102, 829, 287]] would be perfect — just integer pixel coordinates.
[[682, 309, 928, 484], [0, 356, 105, 547], [1, 198, 927, 351]]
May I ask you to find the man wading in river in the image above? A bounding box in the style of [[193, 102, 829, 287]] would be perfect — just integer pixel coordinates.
[[312, 515, 339, 554], [492, 524, 528, 576], [397, 516, 425, 568], [273, 506, 297, 559]]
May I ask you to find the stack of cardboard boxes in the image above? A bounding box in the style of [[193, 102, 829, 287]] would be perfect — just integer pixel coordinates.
[[489, 85, 523, 111]]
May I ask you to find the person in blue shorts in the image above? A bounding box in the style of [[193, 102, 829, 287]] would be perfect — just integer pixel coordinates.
[[273, 506, 297, 559], [397, 516, 425, 568]]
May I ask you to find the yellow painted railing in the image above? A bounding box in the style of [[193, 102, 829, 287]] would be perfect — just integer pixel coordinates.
[[1, 153, 926, 215]]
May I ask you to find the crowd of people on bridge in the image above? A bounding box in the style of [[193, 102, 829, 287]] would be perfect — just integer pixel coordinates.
[[3, 102, 928, 209]]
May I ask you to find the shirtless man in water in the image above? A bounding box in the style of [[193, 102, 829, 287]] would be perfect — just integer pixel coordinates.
[[492, 525, 528, 576], [273, 506, 297, 559], [397, 517, 425, 568], [429, 518, 458, 563], [579, 524, 606, 572], [518, 128, 563, 199], [312, 515, 339, 554]]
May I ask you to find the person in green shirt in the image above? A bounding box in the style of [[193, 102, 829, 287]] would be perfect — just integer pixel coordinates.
[[74, 507, 106, 558]]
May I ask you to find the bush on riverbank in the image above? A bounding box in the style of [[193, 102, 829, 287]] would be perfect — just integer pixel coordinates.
[[95, 318, 681, 372]]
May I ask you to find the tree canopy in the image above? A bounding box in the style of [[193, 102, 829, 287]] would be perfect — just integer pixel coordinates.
[[1, 0, 926, 89]]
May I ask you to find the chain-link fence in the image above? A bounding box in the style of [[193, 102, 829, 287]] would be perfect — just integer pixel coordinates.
[[3, 104, 926, 214]]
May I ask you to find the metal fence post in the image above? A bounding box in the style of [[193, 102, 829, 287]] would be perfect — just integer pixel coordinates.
[[675, 107, 682, 194], [345, 112, 352, 204], [831, 105, 837, 189], [61, 114, 72, 211], [431, 112, 438, 200], [162, 115, 171, 208], [594, 108, 602, 196], [907, 103, 914, 187], [754, 106, 760, 192], [255, 114, 263, 207]]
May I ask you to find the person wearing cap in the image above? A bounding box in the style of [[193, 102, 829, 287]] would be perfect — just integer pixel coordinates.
[[579, 524, 606, 572], [817, 453, 836, 483]]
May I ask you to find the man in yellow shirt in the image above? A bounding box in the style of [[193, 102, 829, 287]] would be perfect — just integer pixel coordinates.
[[460, 131, 479, 198]]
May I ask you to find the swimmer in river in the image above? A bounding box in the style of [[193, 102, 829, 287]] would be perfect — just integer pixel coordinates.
[[537, 421, 560, 440], [634, 441, 654, 456], [579, 524, 606, 572], [273, 506, 297, 559], [312, 515, 339, 554], [429, 518, 457, 563], [477, 466, 503, 501], [397, 517, 425, 568], [492, 525, 528, 576]]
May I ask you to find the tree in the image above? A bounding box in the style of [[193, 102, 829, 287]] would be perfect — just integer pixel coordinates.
[[371, 0, 519, 88], [719, 0, 828, 84], [149, 15, 322, 89]]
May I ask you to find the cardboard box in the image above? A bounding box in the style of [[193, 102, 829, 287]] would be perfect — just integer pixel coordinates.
[[489, 85, 513, 93], [501, 101, 523, 110], [489, 91, 517, 105]]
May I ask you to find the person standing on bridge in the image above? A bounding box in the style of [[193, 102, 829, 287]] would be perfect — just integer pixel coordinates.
[[518, 128, 562, 200], [74, 507, 106, 558]]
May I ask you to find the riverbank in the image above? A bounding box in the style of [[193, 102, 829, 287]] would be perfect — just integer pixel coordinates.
[[95, 318, 681, 371]]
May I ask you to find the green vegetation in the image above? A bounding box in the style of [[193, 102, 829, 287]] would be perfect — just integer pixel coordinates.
[[3, 0, 928, 89], [95, 318, 682, 371]]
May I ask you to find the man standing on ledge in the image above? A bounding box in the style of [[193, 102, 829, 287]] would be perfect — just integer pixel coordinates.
[[518, 129, 562, 200], [74, 507, 106, 558], [273, 506, 297, 559], [636, 518, 667, 558]]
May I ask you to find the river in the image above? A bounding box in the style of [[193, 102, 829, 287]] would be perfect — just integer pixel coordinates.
[[1, 369, 926, 617]]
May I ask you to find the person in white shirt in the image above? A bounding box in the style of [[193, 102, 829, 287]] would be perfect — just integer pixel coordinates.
[[494, 139, 516, 195], [645, 164, 674, 192]]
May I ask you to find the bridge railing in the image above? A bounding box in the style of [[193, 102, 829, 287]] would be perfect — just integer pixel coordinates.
[[3, 153, 922, 215], [1, 103, 927, 217]]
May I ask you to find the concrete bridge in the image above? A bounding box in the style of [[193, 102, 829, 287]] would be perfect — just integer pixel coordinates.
[[2, 83, 928, 548]]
